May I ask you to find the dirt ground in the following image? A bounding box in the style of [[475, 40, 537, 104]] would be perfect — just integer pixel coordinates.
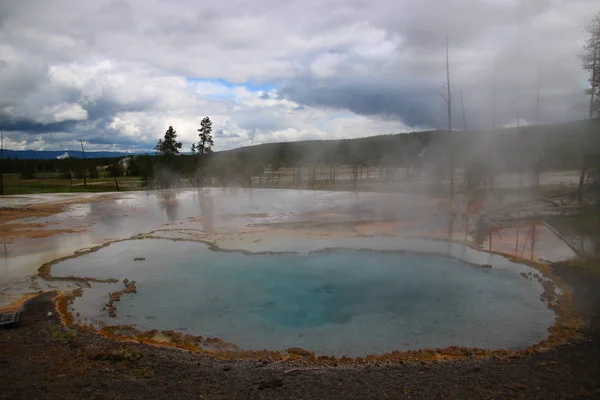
[[1, 261, 599, 400], [0, 194, 114, 240]]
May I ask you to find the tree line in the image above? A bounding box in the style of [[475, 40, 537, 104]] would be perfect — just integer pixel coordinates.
[[0, 119, 598, 187]]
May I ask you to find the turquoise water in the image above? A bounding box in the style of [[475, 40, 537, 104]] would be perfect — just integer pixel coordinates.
[[52, 239, 555, 357]]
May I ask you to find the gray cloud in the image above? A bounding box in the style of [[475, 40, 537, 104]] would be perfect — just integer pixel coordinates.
[[279, 76, 438, 127], [0, 0, 597, 150], [215, 129, 240, 139]]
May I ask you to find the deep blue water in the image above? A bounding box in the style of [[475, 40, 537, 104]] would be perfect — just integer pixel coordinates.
[[53, 239, 555, 356]]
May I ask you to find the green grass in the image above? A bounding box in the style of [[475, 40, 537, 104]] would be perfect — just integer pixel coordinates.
[[1, 176, 143, 195]]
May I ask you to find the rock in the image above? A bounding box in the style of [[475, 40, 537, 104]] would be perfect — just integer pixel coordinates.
[[134, 257, 146, 261], [0, 312, 21, 329]]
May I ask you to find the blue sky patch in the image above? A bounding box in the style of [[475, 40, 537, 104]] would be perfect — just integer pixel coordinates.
[[316, 112, 358, 130], [186, 77, 275, 92]]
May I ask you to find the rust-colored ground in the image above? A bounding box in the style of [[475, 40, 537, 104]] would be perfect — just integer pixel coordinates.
[[0, 195, 112, 240]]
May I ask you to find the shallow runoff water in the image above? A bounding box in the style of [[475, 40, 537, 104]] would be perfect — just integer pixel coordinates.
[[52, 238, 555, 357]]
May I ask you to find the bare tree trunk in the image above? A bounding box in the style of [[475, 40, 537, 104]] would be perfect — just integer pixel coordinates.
[[589, 38, 599, 120], [577, 157, 588, 204], [536, 64, 541, 125], [80, 140, 87, 187], [114, 175, 120, 192], [530, 222, 537, 261], [515, 224, 520, 255], [489, 62, 497, 195], [444, 37, 454, 201], [532, 64, 542, 195], [492, 63, 497, 131], [578, 38, 598, 204], [460, 90, 467, 131], [447, 37, 452, 135]]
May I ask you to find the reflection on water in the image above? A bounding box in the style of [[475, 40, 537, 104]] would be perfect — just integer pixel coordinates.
[[197, 188, 214, 232], [0, 188, 583, 305], [476, 219, 576, 263], [157, 190, 180, 222], [447, 216, 455, 242]]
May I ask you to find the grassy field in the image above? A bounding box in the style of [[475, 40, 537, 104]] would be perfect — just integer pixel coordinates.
[[0, 171, 582, 197], [0, 174, 144, 195]]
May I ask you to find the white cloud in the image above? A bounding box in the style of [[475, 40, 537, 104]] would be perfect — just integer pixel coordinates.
[[38, 103, 88, 123], [0, 0, 598, 151], [108, 117, 141, 137]]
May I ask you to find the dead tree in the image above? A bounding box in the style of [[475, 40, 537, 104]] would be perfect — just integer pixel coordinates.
[[352, 164, 359, 191], [585, 13, 600, 120], [492, 63, 497, 132], [578, 13, 600, 204], [110, 162, 120, 192], [446, 37, 454, 200], [437, 36, 454, 200], [536, 64, 541, 126], [532, 64, 542, 191], [460, 90, 467, 131], [80, 140, 87, 187]]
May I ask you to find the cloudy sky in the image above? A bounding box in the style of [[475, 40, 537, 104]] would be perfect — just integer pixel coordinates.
[[0, 0, 597, 152]]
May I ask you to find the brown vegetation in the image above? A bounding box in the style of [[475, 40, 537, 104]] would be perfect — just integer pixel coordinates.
[[103, 279, 137, 318]]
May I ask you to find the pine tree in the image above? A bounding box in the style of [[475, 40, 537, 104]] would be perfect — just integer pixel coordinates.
[[191, 143, 197, 154], [583, 13, 600, 118], [197, 117, 214, 155], [155, 126, 182, 156], [577, 12, 600, 205]]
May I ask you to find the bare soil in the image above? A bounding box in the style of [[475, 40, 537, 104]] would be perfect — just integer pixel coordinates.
[[0, 195, 113, 240], [1, 262, 600, 399]]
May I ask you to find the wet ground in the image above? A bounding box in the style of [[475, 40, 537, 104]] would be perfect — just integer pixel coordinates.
[[0, 187, 597, 398], [0, 188, 582, 316], [0, 188, 580, 290]]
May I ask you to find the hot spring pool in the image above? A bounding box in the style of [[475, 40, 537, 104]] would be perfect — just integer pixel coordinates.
[[51, 238, 556, 357]]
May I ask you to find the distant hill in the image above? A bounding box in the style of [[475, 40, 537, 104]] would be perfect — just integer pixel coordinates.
[[1, 119, 597, 165], [1, 150, 141, 160]]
